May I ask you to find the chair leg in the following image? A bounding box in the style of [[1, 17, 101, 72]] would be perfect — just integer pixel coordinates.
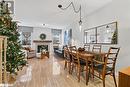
[[88, 67, 91, 81], [70, 63, 74, 74], [91, 64, 94, 80], [99, 73, 101, 78], [88, 67, 94, 81], [112, 73, 117, 87], [103, 78, 105, 87], [68, 62, 71, 74], [102, 76, 106, 87], [64, 61, 67, 70], [77, 66, 81, 82], [89, 61, 94, 80]]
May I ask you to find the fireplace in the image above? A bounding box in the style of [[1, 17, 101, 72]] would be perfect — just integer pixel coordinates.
[[37, 45, 48, 53], [33, 40, 52, 57]]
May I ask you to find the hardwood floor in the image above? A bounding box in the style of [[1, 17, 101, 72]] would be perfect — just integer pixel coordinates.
[[15, 54, 117, 87]]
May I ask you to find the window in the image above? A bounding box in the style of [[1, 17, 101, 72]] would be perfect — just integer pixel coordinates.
[[51, 29, 62, 44], [84, 22, 118, 44]]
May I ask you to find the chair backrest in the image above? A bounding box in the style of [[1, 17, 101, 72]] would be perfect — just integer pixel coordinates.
[[84, 44, 90, 51], [64, 46, 71, 60], [92, 45, 102, 53], [68, 46, 77, 53], [105, 47, 120, 71], [71, 46, 77, 50], [69, 46, 80, 64], [68, 46, 76, 52], [64, 46, 68, 57]]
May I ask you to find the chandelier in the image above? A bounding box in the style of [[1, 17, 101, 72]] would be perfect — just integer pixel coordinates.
[[58, 2, 82, 26]]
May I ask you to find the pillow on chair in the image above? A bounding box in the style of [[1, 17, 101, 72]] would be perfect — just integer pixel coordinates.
[[78, 47, 85, 52], [28, 48, 35, 52], [58, 45, 63, 50], [24, 47, 34, 52]]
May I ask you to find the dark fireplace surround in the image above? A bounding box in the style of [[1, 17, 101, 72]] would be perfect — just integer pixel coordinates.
[[37, 45, 48, 53]]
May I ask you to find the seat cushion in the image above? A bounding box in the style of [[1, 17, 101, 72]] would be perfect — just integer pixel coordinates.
[[80, 59, 86, 65], [94, 64, 112, 73], [74, 59, 86, 66]]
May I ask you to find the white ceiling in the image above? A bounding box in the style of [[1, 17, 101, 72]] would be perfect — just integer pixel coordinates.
[[14, 0, 112, 28]]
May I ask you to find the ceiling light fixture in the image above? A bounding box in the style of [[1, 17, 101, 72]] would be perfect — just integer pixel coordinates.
[[42, 24, 46, 26], [106, 25, 109, 28], [58, 2, 82, 26]]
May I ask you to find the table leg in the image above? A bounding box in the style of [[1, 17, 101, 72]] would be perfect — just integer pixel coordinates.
[[86, 58, 88, 85], [91, 59, 94, 81]]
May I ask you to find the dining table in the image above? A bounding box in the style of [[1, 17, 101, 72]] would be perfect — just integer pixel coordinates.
[[71, 50, 107, 85]]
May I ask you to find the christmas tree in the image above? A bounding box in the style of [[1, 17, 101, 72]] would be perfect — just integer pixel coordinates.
[[111, 29, 118, 44], [0, 0, 27, 74]]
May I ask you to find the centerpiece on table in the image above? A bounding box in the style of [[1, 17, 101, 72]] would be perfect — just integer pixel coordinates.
[[78, 47, 85, 52]]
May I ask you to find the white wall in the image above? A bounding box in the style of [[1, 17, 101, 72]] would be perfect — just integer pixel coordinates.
[[31, 27, 65, 51], [32, 27, 65, 45], [32, 27, 52, 41], [68, 0, 130, 72], [66, 22, 84, 48], [31, 27, 52, 50]]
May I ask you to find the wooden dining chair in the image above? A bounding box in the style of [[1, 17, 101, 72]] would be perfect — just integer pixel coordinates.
[[70, 48, 86, 82], [64, 46, 72, 73], [91, 47, 120, 87], [70, 46, 77, 50], [84, 44, 90, 51], [89, 45, 102, 78], [92, 45, 102, 53]]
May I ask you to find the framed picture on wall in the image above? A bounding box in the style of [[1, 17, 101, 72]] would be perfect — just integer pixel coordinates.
[[22, 32, 31, 45]]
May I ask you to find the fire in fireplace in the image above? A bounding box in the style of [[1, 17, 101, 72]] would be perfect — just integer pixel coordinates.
[[37, 45, 48, 53]]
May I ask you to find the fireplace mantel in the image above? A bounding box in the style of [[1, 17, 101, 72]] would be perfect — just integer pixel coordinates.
[[33, 40, 52, 43]]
